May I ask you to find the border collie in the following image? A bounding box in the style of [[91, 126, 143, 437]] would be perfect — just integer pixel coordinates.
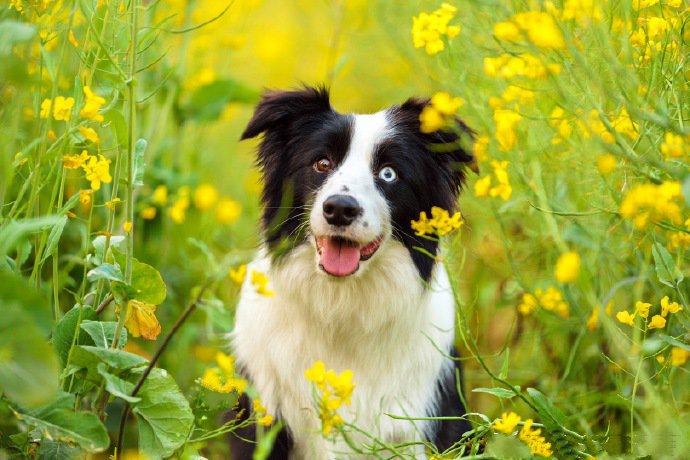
[[230, 86, 474, 459]]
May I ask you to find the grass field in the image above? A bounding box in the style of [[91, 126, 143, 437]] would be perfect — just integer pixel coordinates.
[[1, 0, 690, 458]]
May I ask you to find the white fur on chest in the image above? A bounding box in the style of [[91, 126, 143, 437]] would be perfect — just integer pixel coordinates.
[[231, 241, 456, 459]]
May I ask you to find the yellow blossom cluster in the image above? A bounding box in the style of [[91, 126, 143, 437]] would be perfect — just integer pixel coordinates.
[[252, 399, 273, 427], [473, 135, 490, 163], [79, 86, 106, 122], [491, 412, 553, 457], [304, 361, 355, 436], [167, 184, 241, 225], [669, 218, 690, 250], [169, 187, 190, 224], [474, 160, 512, 201], [484, 53, 561, 80], [561, 0, 603, 25], [616, 296, 682, 329], [597, 153, 617, 175], [579, 108, 639, 144], [250, 270, 274, 296], [660, 132, 687, 159], [670, 347, 690, 366], [619, 181, 683, 230], [229, 264, 247, 285], [555, 251, 581, 284], [411, 3, 460, 55], [519, 419, 554, 458], [586, 301, 614, 331], [63, 150, 112, 191], [40, 96, 74, 122], [419, 92, 464, 133], [492, 110, 522, 152], [518, 287, 570, 318], [493, 10, 565, 49], [410, 206, 464, 237], [629, 12, 682, 65], [488, 85, 535, 111], [124, 299, 161, 340], [200, 352, 248, 394], [549, 107, 573, 145]]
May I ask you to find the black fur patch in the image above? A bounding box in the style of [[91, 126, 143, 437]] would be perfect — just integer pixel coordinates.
[[241, 87, 474, 280], [241, 86, 353, 256], [427, 348, 472, 453]]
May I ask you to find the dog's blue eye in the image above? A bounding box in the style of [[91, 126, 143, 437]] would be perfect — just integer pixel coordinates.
[[378, 166, 397, 183]]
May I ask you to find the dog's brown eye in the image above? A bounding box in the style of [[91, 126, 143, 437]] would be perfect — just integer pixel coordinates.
[[314, 157, 333, 173]]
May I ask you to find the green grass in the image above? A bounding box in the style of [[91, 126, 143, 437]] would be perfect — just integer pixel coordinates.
[[1, 0, 689, 458]]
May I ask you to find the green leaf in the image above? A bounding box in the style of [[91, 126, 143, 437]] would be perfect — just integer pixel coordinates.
[[0, 215, 64, 259], [652, 242, 683, 288], [86, 263, 125, 283], [0, 274, 59, 408], [77, 346, 147, 370], [103, 108, 127, 149], [92, 235, 125, 266], [53, 305, 97, 367], [526, 387, 568, 427], [253, 423, 284, 460], [96, 363, 140, 404], [485, 433, 531, 458], [132, 368, 194, 459], [0, 21, 36, 55], [499, 347, 510, 380], [112, 249, 167, 305], [18, 393, 109, 453], [472, 387, 520, 399], [134, 138, 148, 187], [80, 321, 127, 349], [182, 79, 259, 122], [39, 215, 68, 265], [37, 440, 83, 460]]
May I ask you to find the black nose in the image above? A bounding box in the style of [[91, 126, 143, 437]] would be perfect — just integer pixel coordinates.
[[323, 195, 362, 227]]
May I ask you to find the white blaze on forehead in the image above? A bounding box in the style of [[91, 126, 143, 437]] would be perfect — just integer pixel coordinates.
[[344, 110, 391, 169]]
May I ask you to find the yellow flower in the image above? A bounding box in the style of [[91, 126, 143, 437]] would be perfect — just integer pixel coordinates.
[[410, 207, 464, 237], [536, 287, 570, 318], [555, 251, 581, 284], [611, 107, 638, 140], [648, 315, 666, 329], [105, 197, 122, 210], [419, 92, 464, 133], [635, 301, 651, 319], [493, 109, 522, 151], [474, 175, 492, 198], [152, 185, 168, 206], [80, 86, 106, 122], [200, 354, 248, 395], [63, 150, 90, 169], [140, 206, 157, 220], [473, 135, 490, 163], [250, 270, 274, 296], [660, 296, 682, 317], [216, 197, 242, 224], [616, 310, 636, 326], [47, 130, 57, 141], [229, 264, 247, 285], [123, 221, 133, 233], [79, 189, 93, 206], [519, 419, 553, 457], [484, 53, 561, 80], [9, 0, 23, 12], [82, 154, 112, 190], [412, 3, 461, 55], [512, 11, 565, 49], [597, 154, 617, 174], [78, 126, 100, 144], [124, 299, 161, 340], [549, 107, 572, 144], [670, 347, 690, 366], [518, 293, 538, 315], [41, 96, 74, 121], [620, 181, 683, 230], [492, 411, 521, 434], [305, 361, 356, 436], [493, 21, 521, 41], [193, 184, 219, 210], [660, 132, 685, 159], [253, 399, 273, 427], [562, 0, 603, 24]]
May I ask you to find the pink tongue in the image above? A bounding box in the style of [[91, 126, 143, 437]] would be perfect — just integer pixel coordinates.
[[320, 238, 360, 277]]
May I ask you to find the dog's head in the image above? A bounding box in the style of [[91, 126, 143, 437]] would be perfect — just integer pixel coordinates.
[[241, 86, 473, 281]]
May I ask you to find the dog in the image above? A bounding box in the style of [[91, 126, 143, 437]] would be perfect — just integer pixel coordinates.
[[230, 86, 474, 459]]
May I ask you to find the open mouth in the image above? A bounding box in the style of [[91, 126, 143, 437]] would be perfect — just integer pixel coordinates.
[[315, 235, 384, 277]]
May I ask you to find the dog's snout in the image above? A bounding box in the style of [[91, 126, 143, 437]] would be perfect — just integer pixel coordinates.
[[323, 194, 362, 226]]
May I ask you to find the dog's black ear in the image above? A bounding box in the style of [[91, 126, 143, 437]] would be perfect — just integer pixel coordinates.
[[399, 97, 476, 189], [241, 86, 332, 140]]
